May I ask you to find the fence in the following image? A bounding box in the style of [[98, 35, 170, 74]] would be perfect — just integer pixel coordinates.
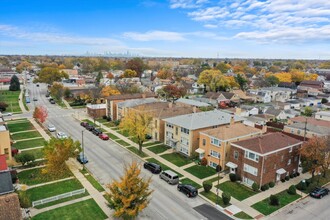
[[32, 188, 86, 207]]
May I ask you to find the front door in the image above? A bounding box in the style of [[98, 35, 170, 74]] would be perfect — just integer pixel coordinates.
[[276, 173, 281, 181]]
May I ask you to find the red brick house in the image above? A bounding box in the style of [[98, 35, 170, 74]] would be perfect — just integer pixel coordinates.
[[228, 133, 302, 187]]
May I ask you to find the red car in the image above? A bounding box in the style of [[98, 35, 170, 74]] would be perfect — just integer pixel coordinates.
[[99, 133, 109, 140]]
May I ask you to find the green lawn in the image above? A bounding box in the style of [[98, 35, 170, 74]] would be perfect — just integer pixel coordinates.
[[127, 147, 148, 158], [22, 148, 44, 159], [82, 119, 98, 126], [252, 190, 301, 216], [146, 158, 183, 177], [95, 118, 108, 123], [11, 131, 42, 140], [143, 141, 162, 147], [7, 121, 35, 132], [205, 176, 223, 184], [147, 144, 170, 154], [32, 199, 107, 220], [18, 167, 73, 186], [6, 118, 29, 124], [26, 179, 84, 202], [234, 211, 253, 219], [217, 181, 258, 201], [117, 129, 130, 137], [200, 191, 230, 208], [0, 90, 22, 113], [13, 138, 45, 150], [180, 178, 202, 189], [106, 132, 120, 140], [161, 153, 192, 167], [184, 165, 217, 179], [34, 192, 89, 209], [115, 139, 131, 147], [84, 174, 104, 192]]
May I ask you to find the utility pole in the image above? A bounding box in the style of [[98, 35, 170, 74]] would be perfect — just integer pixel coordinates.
[[303, 117, 307, 142], [82, 130, 85, 170]]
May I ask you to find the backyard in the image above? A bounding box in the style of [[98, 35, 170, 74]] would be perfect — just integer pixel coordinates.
[[217, 181, 258, 201]]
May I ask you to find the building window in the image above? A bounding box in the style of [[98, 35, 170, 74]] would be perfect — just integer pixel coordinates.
[[209, 161, 217, 169], [234, 151, 239, 160], [288, 159, 291, 165], [281, 155, 284, 162], [297, 130, 301, 135], [180, 146, 189, 155], [274, 163, 277, 169], [166, 123, 174, 129], [211, 138, 220, 147], [202, 139, 206, 146], [210, 150, 220, 159], [180, 137, 189, 146], [4, 148, 9, 155], [291, 129, 294, 134], [243, 177, 254, 186], [181, 127, 189, 135], [175, 127, 178, 135], [294, 156, 298, 162], [244, 150, 259, 162], [243, 164, 258, 176]]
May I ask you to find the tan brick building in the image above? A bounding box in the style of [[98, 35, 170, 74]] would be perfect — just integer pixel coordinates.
[[229, 133, 302, 187], [0, 117, 11, 162]]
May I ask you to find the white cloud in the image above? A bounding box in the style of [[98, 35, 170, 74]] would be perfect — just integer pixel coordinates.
[[169, 0, 208, 9], [123, 31, 186, 41], [188, 7, 229, 21], [204, 24, 218, 28]]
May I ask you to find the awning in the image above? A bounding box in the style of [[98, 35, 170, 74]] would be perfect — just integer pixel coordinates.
[[276, 168, 287, 175], [195, 148, 205, 154], [226, 162, 238, 169]]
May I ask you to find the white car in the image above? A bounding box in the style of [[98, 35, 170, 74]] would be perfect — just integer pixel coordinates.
[[56, 132, 68, 139], [47, 124, 56, 132]]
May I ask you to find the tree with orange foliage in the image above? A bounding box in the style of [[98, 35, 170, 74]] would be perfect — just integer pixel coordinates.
[[107, 161, 153, 219], [106, 72, 114, 79], [33, 106, 48, 123], [157, 84, 186, 103], [300, 136, 330, 178], [156, 68, 173, 79], [101, 86, 120, 97]]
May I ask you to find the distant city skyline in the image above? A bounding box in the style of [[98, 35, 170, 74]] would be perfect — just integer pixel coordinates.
[[0, 0, 330, 59]]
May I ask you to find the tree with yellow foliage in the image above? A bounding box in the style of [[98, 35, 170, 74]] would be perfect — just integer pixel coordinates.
[[156, 67, 173, 79], [198, 69, 230, 91], [123, 69, 138, 78], [101, 86, 120, 97], [42, 137, 80, 177], [16, 61, 32, 73], [274, 72, 292, 82], [120, 108, 153, 153], [107, 161, 153, 219]]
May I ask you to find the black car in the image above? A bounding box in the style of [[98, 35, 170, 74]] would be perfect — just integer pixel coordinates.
[[310, 187, 329, 198], [177, 184, 198, 198], [80, 122, 89, 127], [92, 128, 102, 136], [86, 124, 95, 131], [77, 153, 88, 164], [143, 162, 162, 174]]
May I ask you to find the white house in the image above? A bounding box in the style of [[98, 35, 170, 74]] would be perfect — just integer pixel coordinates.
[[315, 111, 330, 121]]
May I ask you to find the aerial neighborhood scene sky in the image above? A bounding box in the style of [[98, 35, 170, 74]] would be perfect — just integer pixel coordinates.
[[0, 0, 330, 59]]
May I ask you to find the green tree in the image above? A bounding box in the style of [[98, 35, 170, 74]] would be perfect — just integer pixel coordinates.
[[64, 87, 72, 98], [50, 82, 64, 101], [234, 74, 248, 90], [95, 72, 103, 86], [265, 75, 280, 86], [107, 161, 153, 220], [216, 62, 231, 73], [35, 67, 68, 85], [9, 75, 20, 91], [303, 106, 313, 117]]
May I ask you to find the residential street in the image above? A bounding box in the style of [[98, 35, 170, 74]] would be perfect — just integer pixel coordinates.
[[25, 82, 217, 220]]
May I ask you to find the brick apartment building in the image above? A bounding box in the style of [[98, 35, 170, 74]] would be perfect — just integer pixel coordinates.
[[228, 133, 303, 187]]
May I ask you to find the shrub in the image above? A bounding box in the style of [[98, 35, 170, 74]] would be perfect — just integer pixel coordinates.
[[15, 152, 35, 166], [114, 120, 120, 126], [269, 182, 275, 188], [222, 192, 231, 205], [261, 184, 269, 191], [290, 174, 294, 179], [200, 157, 207, 166], [287, 185, 297, 195], [296, 181, 307, 191], [102, 115, 107, 119], [252, 183, 259, 191], [269, 194, 279, 206], [305, 179, 311, 187], [202, 181, 213, 193], [281, 179, 285, 183], [285, 176, 290, 181], [296, 172, 300, 177], [293, 173, 297, 177], [229, 173, 237, 182], [18, 190, 31, 208]]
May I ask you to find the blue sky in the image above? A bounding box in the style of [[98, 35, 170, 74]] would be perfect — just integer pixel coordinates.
[[0, 0, 330, 59]]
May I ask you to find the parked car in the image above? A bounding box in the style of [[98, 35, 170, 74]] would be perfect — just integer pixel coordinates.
[[92, 128, 102, 136], [77, 152, 88, 164], [45, 93, 50, 98], [159, 170, 179, 184], [1, 112, 13, 116], [145, 134, 152, 139], [99, 133, 109, 140], [80, 122, 89, 127], [310, 187, 329, 199], [33, 97, 38, 101], [36, 84, 39, 87], [144, 162, 162, 174], [86, 124, 95, 131], [56, 132, 68, 139], [50, 100, 56, 104], [177, 184, 198, 198], [47, 124, 56, 132]]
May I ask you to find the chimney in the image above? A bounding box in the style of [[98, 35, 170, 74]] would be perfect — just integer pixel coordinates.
[[168, 102, 173, 108], [230, 115, 235, 125], [142, 93, 146, 99], [193, 106, 197, 113]]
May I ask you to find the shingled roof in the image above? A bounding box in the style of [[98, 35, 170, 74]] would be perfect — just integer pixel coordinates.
[[0, 193, 22, 220], [232, 132, 302, 155]]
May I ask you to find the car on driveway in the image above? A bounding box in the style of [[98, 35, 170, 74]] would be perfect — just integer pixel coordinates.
[[99, 133, 109, 140], [177, 184, 198, 198], [92, 128, 102, 136], [56, 132, 68, 139], [77, 152, 88, 164], [47, 124, 56, 132], [310, 187, 329, 199], [86, 124, 95, 131], [80, 122, 89, 127], [144, 162, 162, 174]]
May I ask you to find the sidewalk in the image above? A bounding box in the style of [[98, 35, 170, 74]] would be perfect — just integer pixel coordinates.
[[18, 89, 27, 113], [29, 118, 51, 141], [62, 98, 73, 109]]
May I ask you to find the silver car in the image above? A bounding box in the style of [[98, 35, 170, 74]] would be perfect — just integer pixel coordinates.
[[47, 124, 56, 132], [57, 132, 68, 139]]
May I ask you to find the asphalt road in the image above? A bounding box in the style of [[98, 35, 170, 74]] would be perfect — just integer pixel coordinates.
[[26, 82, 214, 220], [266, 191, 330, 220]]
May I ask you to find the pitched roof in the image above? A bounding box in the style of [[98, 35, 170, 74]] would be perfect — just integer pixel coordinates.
[[117, 98, 159, 108], [265, 107, 283, 117], [219, 92, 236, 100], [176, 98, 210, 107], [106, 92, 156, 101], [0, 171, 14, 195], [285, 123, 330, 136], [300, 80, 324, 85], [0, 193, 22, 220], [290, 116, 330, 127], [232, 132, 302, 155], [163, 110, 243, 130], [201, 123, 262, 141]]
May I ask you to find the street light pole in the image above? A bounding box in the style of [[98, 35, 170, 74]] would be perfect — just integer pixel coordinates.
[[81, 130, 85, 170]]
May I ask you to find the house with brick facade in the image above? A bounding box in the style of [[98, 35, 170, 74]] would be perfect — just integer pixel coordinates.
[[228, 133, 303, 187], [0, 116, 12, 162], [197, 124, 262, 170], [163, 110, 243, 157]]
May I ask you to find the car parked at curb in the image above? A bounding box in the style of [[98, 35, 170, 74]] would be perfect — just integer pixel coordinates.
[[47, 124, 56, 132], [80, 122, 89, 127], [50, 100, 56, 104], [99, 133, 109, 140], [92, 128, 102, 136], [77, 152, 88, 164], [159, 170, 179, 185], [310, 187, 329, 199], [86, 124, 95, 131], [177, 184, 198, 198], [144, 162, 162, 174], [56, 132, 68, 139]]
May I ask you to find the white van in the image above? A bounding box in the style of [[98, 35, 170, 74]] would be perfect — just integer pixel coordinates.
[[159, 170, 179, 185]]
